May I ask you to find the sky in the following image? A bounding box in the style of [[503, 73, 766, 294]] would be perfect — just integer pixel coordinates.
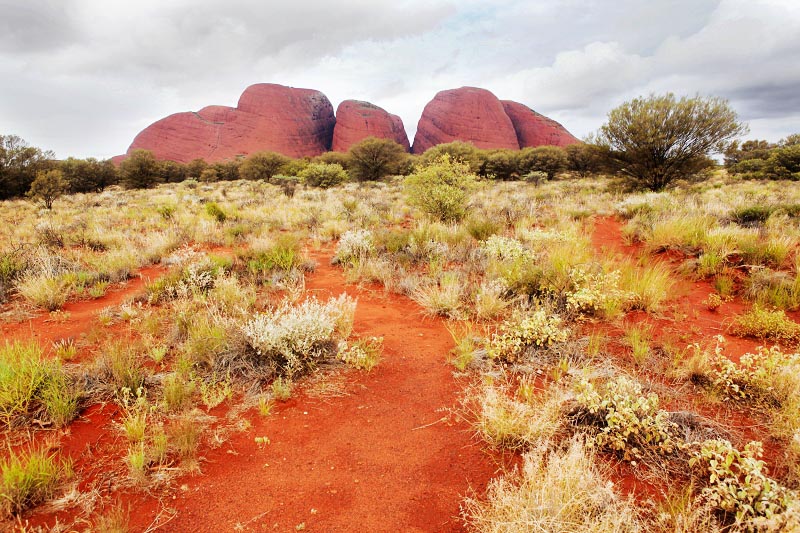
[[1, 0, 799, 159]]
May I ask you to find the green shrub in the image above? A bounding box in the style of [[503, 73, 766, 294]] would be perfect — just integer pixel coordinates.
[[298, 162, 349, 188], [487, 309, 570, 363], [731, 306, 800, 344], [0, 341, 81, 428], [573, 375, 679, 461], [731, 205, 774, 225], [204, 202, 227, 223], [403, 154, 478, 222], [690, 439, 799, 527], [1, 448, 72, 517]]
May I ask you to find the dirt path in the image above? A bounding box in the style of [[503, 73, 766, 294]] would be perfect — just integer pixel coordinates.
[[0, 264, 166, 349], [126, 249, 499, 532]]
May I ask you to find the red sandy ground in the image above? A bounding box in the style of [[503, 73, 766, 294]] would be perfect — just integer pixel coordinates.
[[8, 217, 799, 531], [14, 249, 502, 532]]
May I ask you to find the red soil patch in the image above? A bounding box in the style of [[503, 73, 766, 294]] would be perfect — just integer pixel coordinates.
[[21, 248, 501, 532], [0, 264, 166, 350], [591, 216, 766, 359]]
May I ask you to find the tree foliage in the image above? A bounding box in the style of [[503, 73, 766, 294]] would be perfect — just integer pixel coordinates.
[[404, 154, 478, 222], [0, 135, 53, 200], [59, 157, 118, 192], [518, 146, 568, 180], [239, 151, 290, 182], [298, 162, 349, 188], [27, 169, 69, 209], [347, 137, 408, 182], [595, 93, 747, 190], [420, 141, 485, 174], [119, 149, 162, 189]]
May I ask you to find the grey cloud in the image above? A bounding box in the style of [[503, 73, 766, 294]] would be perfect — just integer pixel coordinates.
[[0, 0, 80, 52]]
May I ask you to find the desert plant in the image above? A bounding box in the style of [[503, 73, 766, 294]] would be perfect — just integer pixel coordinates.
[[573, 375, 679, 461], [0, 448, 72, 517], [338, 337, 383, 371], [731, 306, 800, 345], [242, 294, 357, 378], [487, 309, 570, 363], [690, 439, 799, 528], [463, 437, 642, 532], [404, 154, 478, 222], [0, 341, 80, 428], [299, 162, 348, 188]]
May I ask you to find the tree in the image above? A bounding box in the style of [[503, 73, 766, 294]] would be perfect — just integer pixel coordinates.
[[0, 134, 54, 200], [419, 141, 485, 173], [239, 151, 290, 182], [518, 146, 568, 180], [27, 169, 69, 209], [119, 149, 161, 189], [595, 93, 748, 190], [481, 150, 520, 181], [565, 143, 600, 177], [298, 163, 349, 188], [765, 144, 800, 180], [347, 137, 408, 182], [404, 154, 478, 222]]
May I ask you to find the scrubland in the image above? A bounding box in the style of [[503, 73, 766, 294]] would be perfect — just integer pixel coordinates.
[[1, 166, 800, 532]]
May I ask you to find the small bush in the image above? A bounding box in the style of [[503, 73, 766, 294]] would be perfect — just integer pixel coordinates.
[[204, 202, 227, 223], [463, 437, 642, 532], [338, 337, 383, 371], [299, 163, 349, 188], [0, 448, 72, 517], [242, 295, 357, 378], [0, 341, 81, 428], [487, 309, 570, 363], [573, 375, 679, 461], [690, 439, 799, 528], [333, 229, 374, 265], [731, 306, 800, 345], [404, 154, 478, 222]]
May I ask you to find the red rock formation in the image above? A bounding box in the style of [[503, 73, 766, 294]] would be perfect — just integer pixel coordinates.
[[331, 100, 410, 152], [501, 101, 579, 148], [125, 83, 336, 163], [411, 87, 519, 154]]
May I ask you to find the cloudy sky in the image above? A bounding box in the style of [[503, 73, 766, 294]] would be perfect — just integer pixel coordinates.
[[1, 0, 799, 159]]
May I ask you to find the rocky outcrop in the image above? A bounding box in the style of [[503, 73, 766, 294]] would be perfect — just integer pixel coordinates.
[[411, 87, 520, 154], [501, 101, 579, 148], [125, 83, 336, 163], [331, 100, 410, 152]]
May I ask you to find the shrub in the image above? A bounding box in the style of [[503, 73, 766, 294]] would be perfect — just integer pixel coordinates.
[[0, 341, 81, 428], [204, 202, 227, 223], [27, 169, 69, 209], [347, 137, 408, 181], [238, 151, 290, 182], [731, 306, 800, 345], [338, 337, 383, 371], [333, 229, 374, 265], [518, 146, 568, 180], [487, 309, 570, 363], [573, 375, 679, 461], [690, 439, 799, 528], [298, 162, 349, 188], [242, 295, 356, 377], [404, 154, 478, 222], [0, 448, 72, 517], [463, 437, 642, 532]]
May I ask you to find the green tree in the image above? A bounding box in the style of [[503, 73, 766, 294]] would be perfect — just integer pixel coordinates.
[[158, 160, 188, 184], [347, 137, 408, 182], [27, 169, 69, 209], [239, 151, 290, 182], [298, 163, 349, 188], [419, 141, 485, 173], [404, 154, 478, 222], [481, 150, 520, 181], [119, 149, 162, 189], [59, 157, 118, 192], [595, 93, 747, 190], [213, 160, 241, 182], [565, 143, 600, 177], [518, 146, 568, 180], [765, 144, 800, 180], [0, 135, 54, 200], [315, 151, 352, 169], [185, 158, 208, 180]]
